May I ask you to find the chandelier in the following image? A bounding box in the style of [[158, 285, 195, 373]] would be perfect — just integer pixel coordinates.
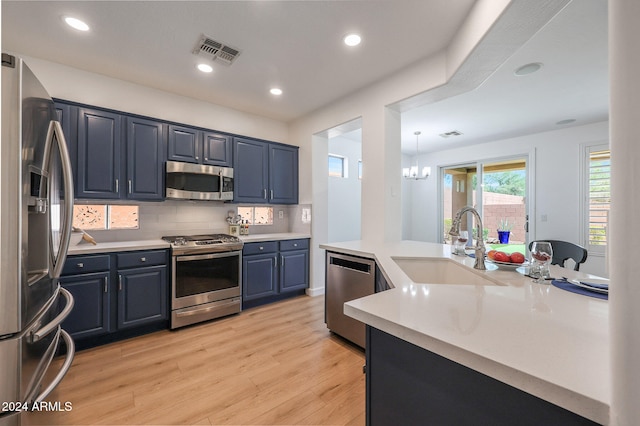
[[402, 131, 431, 180]]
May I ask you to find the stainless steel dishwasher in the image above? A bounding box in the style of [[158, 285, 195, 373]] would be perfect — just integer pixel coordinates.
[[325, 251, 376, 348]]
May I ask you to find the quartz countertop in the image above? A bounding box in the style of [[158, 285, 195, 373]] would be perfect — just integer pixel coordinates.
[[320, 240, 609, 425], [67, 239, 170, 255], [66, 233, 310, 256], [239, 232, 310, 243]]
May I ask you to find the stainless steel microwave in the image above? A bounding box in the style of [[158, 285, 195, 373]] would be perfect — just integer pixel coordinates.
[[165, 160, 234, 201]]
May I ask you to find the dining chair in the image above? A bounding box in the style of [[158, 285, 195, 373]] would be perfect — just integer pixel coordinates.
[[528, 240, 588, 271]]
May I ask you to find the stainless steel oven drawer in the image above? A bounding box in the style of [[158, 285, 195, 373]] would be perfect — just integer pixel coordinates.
[[117, 250, 167, 269], [171, 297, 241, 329]]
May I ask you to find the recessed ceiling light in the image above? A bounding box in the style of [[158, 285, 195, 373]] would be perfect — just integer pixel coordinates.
[[270, 88, 283, 96], [343, 34, 361, 47], [63, 16, 90, 32], [556, 119, 576, 125], [514, 62, 543, 76], [197, 63, 213, 73]]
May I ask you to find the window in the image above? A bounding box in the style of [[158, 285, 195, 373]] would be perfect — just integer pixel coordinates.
[[237, 206, 273, 225], [585, 146, 610, 252], [73, 205, 139, 230], [328, 154, 347, 178]]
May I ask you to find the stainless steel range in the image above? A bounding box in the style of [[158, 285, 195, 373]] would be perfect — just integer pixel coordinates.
[[163, 234, 243, 329]]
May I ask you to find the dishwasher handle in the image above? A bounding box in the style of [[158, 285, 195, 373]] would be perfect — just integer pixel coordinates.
[[328, 253, 374, 275]]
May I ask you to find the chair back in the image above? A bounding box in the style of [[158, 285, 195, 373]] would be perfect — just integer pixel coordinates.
[[528, 240, 588, 271]]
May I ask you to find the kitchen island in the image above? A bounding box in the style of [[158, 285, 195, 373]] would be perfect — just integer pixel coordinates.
[[320, 240, 608, 425]]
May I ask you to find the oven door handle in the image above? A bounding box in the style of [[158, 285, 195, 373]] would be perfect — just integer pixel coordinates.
[[176, 299, 239, 317], [176, 251, 239, 262]]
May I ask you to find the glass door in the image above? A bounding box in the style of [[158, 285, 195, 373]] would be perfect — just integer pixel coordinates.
[[442, 156, 529, 255]]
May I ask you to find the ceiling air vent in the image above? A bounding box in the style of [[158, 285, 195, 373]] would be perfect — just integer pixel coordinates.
[[193, 35, 241, 66], [439, 130, 463, 138]]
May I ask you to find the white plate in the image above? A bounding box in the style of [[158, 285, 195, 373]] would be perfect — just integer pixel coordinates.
[[568, 278, 609, 294], [486, 259, 529, 270]]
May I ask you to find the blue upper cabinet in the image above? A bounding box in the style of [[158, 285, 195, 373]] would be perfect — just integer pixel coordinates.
[[76, 107, 122, 199], [233, 137, 298, 204], [168, 125, 232, 167], [233, 137, 270, 203], [72, 104, 165, 201], [126, 117, 165, 200], [202, 132, 232, 166], [168, 125, 200, 163], [270, 144, 298, 204]]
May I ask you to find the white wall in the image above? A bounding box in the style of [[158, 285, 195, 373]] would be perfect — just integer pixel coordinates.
[[327, 136, 361, 242], [402, 120, 609, 277], [12, 54, 289, 144]]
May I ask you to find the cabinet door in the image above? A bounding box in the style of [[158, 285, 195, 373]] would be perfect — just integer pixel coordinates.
[[126, 117, 164, 200], [77, 108, 122, 199], [202, 132, 232, 166], [117, 266, 168, 330], [269, 144, 299, 204], [60, 272, 111, 339], [168, 125, 201, 163], [280, 250, 309, 292], [242, 253, 277, 301], [233, 137, 269, 203]]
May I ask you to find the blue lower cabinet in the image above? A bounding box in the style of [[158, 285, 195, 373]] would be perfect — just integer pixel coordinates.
[[242, 239, 309, 308], [61, 250, 169, 349], [117, 266, 167, 329], [60, 271, 111, 339]]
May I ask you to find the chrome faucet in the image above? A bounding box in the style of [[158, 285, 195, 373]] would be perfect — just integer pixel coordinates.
[[449, 206, 487, 270]]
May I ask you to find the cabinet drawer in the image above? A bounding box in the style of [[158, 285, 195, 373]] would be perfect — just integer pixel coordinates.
[[62, 255, 111, 275], [117, 250, 167, 269], [243, 241, 278, 256], [279, 238, 309, 252]]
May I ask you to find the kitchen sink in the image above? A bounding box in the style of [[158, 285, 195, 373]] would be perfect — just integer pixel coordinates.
[[392, 257, 501, 286]]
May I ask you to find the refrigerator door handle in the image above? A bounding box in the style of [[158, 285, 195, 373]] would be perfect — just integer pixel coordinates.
[[46, 120, 75, 280], [32, 329, 75, 404], [30, 286, 74, 342]]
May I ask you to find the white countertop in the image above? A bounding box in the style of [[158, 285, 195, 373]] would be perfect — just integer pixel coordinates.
[[320, 240, 609, 424], [66, 233, 310, 255], [67, 239, 170, 255], [239, 232, 310, 243]]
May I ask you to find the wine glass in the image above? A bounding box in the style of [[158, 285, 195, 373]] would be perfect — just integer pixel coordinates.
[[530, 241, 553, 283], [454, 231, 469, 255]]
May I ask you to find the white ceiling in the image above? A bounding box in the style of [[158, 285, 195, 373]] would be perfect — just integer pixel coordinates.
[[1, 0, 476, 123], [2, 1, 608, 155], [401, 0, 608, 154]]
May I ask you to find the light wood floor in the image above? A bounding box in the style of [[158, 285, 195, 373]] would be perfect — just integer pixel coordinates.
[[35, 295, 365, 426]]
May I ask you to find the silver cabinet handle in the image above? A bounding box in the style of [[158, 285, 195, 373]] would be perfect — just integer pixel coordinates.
[[270, 190, 273, 199], [128, 179, 132, 194], [259, 246, 264, 251], [103, 276, 108, 293], [118, 274, 122, 291], [281, 256, 284, 267], [140, 257, 147, 262], [293, 243, 298, 247], [77, 263, 84, 268], [263, 189, 267, 199], [115, 179, 119, 192], [274, 256, 277, 267]]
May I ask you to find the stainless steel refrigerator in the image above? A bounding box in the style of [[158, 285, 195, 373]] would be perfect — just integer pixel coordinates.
[[1, 54, 76, 425]]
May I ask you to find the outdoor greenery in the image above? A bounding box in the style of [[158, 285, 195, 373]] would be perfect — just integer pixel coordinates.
[[472, 171, 526, 196]]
